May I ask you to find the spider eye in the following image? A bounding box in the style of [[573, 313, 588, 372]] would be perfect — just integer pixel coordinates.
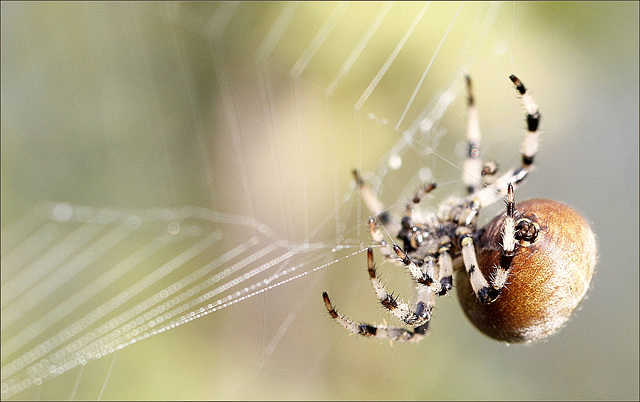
[[514, 217, 540, 245]]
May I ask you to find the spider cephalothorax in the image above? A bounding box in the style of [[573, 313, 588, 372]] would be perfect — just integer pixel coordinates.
[[322, 75, 597, 344]]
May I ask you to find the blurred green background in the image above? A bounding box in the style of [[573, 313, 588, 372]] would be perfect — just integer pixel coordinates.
[[1, 1, 638, 400]]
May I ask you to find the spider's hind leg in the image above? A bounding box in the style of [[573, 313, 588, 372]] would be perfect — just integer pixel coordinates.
[[321, 248, 437, 343], [322, 292, 429, 344]]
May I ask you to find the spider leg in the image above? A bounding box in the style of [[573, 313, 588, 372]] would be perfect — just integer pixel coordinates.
[[510, 74, 541, 170], [458, 184, 518, 304], [322, 292, 429, 343], [458, 228, 500, 303], [367, 217, 396, 262], [463, 75, 502, 191], [463, 75, 483, 195], [368, 248, 436, 327], [468, 75, 541, 209], [484, 183, 518, 299], [392, 245, 442, 293], [437, 241, 453, 295]]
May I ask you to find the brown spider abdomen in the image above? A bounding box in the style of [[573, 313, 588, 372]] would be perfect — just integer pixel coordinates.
[[456, 199, 597, 343]]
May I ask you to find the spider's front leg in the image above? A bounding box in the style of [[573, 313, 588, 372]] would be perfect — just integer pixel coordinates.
[[488, 182, 518, 296]]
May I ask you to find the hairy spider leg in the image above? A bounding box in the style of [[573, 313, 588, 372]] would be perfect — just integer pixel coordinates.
[[367, 248, 436, 327], [463, 75, 483, 194], [463, 76, 502, 190], [458, 228, 495, 303], [322, 292, 429, 343], [511, 75, 541, 170], [437, 240, 454, 295], [460, 183, 517, 304], [469, 75, 541, 210], [487, 182, 517, 295]]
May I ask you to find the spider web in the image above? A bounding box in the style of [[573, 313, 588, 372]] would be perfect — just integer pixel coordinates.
[[2, 2, 638, 400]]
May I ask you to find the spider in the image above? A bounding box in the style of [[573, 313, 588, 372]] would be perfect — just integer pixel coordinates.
[[322, 75, 597, 344]]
